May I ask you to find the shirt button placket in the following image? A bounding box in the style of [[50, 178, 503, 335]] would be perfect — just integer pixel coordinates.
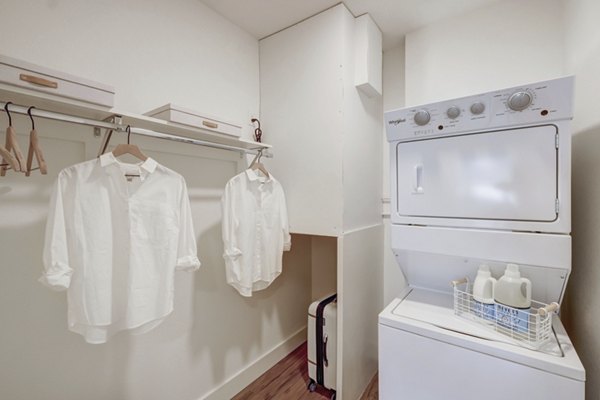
[[127, 199, 132, 262], [256, 222, 261, 251]]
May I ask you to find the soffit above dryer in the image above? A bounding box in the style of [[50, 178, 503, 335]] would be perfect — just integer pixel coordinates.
[[199, 0, 503, 50]]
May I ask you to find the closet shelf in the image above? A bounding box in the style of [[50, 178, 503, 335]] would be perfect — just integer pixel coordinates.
[[115, 111, 271, 153], [0, 85, 272, 156]]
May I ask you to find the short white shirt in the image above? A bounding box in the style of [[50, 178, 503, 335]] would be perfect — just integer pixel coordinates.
[[40, 153, 200, 343], [221, 169, 291, 297]]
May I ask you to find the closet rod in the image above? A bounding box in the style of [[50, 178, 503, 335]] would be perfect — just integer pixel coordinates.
[[0, 101, 271, 157]]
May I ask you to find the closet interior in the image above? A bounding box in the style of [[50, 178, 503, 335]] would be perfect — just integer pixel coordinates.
[[0, 2, 381, 399], [4, 0, 600, 399]]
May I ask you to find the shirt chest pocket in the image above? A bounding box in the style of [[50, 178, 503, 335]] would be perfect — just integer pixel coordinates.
[[134, 202, 178, 243], [263, 207, 278, 229]]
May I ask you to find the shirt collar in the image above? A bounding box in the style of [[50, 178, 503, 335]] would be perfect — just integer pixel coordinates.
[[245, 168, 273, 183], [99, 152, 158, 173]]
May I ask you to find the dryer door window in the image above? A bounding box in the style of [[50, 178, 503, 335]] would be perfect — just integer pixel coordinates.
[[395, 125, 558, 222]]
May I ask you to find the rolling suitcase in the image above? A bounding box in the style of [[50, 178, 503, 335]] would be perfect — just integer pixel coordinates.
[[307, 293, 337, 400]]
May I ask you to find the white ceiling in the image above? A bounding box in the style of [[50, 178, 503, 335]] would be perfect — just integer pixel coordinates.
[[200, 0, 502, 49]]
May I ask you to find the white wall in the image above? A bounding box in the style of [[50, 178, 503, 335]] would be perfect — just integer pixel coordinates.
[[382, 42, 405, 202], [562, 1, 600, 399], [405, 0, 565, 105], [0, 0, 259, 140], [338, 224, 383, 400], [0, 1, 312, 399], [382, 42, 407, 305], [563, 0, 600, 133], [259, 3, 383, 237], [338, 10, 384, 399], [311, 236, 338, 302], [259, 6, 345, 236], [341, 8, 383, 233]]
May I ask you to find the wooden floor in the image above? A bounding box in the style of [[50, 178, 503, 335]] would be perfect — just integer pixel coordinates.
[[359, 373, 378, 400], [233, 342, 378, 400]]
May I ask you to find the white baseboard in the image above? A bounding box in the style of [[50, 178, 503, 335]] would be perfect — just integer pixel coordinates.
[[200, 326, 308, 400]]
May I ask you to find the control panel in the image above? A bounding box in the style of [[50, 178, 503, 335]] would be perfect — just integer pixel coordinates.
[[385, 76, 574, 142]]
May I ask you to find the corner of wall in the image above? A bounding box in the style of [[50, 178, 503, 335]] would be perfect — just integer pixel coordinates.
[[561, 1, 600, 398]]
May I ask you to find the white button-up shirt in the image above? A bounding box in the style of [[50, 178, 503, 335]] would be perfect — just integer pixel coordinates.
[[40, 153, 200, 343], [222, 169, 291, 297]]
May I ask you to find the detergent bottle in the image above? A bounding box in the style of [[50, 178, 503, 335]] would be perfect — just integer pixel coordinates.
[[472, 264, 496, 320], [494, 264, 532, 332]]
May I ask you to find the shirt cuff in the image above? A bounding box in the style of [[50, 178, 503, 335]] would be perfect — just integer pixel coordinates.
[[283, 242, 291, 251], [176, 255, 201, 271], [223, 249, 243, 281], [38, 262, 73, 291], [223, 249, 242, 260]]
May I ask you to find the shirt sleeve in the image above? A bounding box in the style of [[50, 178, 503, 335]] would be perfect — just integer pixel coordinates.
[[280, 187, 291, 252], [39, 172, 73, 291], [221, 181, 242, 278], [175, 179, 201, 271]]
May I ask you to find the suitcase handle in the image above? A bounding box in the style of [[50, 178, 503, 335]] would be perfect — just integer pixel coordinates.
[[323, 334, 329, 367], [315, 293, 336, 386]]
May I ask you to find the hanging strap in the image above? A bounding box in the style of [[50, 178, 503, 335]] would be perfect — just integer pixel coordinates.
[[316, 293, 337, 386]]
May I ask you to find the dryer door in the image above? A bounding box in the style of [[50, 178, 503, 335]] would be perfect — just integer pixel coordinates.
[[395, 125, 558, 222]]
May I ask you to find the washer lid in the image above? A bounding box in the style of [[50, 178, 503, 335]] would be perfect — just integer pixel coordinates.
[[379, 288, 585, 382]]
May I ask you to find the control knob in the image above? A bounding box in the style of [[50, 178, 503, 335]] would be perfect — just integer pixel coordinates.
[[470, 102, 485, 115], [507, 91, 533, 111], [446, 106, 461, 119], [414, 110, 431, 126]]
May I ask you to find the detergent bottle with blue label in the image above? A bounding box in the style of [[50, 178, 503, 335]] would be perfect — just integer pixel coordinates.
[[494, 264, 532, 333], [472, 264, 496, 321]]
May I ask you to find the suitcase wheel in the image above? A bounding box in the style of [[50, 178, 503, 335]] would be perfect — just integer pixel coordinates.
[[307, 379, 317, 392]]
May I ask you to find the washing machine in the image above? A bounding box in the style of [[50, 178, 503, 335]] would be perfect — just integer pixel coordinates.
[[380, 76, 585, 399]]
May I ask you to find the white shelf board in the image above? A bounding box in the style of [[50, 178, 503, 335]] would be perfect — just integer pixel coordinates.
[[0, 84, 271, 152], [116, 110, 270, 151]]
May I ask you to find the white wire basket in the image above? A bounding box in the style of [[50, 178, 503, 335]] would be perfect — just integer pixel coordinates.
[[451, 278, 559, 350]]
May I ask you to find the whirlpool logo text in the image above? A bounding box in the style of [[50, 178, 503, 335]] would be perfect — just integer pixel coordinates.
[[388, 118, 406, 126]]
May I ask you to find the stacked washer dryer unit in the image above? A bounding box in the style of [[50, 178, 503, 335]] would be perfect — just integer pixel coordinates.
[[380, 77, 585, 400]]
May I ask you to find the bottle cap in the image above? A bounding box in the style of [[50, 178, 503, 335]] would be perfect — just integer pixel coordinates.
[[477, 264, 491, 277], [504, 263, 521, 278]]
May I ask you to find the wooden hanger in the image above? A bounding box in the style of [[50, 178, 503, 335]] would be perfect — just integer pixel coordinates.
[[0, 138, 18, 173], [0, 102, 25, 175], [111, 125, 147, 178], [249, 148, 269, 178], [111, 125, 147, 161], [25, 107, 47, 176]]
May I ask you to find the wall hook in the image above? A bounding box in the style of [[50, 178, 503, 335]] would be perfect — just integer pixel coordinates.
[[251, 118, 262, 143], [27, 106, 36, 130], [4, 102, 13, 126]]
